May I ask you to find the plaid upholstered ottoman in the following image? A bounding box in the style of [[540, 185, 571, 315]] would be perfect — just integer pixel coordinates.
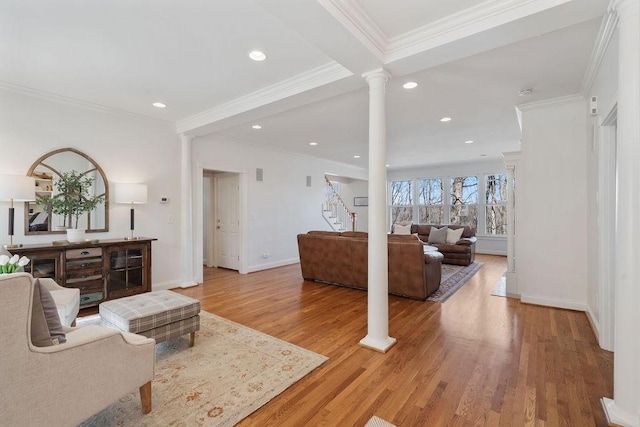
[[99, 290, 200, 347]]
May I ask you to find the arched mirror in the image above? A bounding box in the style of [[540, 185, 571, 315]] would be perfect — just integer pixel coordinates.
[[25, 148, 109, 234]]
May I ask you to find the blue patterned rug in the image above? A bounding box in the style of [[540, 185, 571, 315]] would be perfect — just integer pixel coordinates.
[[428, 262, 483, 302]]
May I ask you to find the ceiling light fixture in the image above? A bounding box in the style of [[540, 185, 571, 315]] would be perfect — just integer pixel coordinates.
[[440, 117, 452, 122], [152, 102, 166, 108], [386, 164, 390, 168], [465, 140, 474, 144], [403, 82, 418, 89], [251, 124, 262, 129], [518, 88, 533, 96], [309, 142, 318, 146], [480, 154, 487, 157], [249, 51, 267, 61], [353, 155, 360, 159]]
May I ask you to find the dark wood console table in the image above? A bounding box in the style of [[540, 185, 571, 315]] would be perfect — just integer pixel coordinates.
[[12, 238, 156, 308]]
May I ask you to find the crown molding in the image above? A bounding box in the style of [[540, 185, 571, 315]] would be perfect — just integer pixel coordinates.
[[176, 61, 352, 135], [316, 0, 388, 61], [386, 0, 571, 62], [581, 10, 619, 96], [516, 93, 584, 112], [0, 81, 170, 123]]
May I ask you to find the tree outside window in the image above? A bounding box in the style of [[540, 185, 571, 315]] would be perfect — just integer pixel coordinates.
[[390, 180, 413, 223], [449, 176, 478, 228], [485, 174, 507, 234], [418, 178, 443, 224]]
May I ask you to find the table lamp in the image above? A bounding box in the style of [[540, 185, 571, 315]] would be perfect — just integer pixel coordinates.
[[115, 183, 148, 240], [0, 174, 36, 249]]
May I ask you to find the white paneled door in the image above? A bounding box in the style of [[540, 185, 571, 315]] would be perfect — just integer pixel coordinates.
[[215, 173, 240, 270]]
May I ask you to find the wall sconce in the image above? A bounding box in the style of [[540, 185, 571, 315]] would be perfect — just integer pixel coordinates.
[[0, 174, 35, 248], [115, 183, 148, 240]]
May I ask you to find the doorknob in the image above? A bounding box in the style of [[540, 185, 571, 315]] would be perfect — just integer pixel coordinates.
[[216, 226, 221, 229]]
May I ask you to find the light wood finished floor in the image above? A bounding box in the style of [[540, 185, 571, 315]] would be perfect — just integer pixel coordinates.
[[167, 255, 612, 426]]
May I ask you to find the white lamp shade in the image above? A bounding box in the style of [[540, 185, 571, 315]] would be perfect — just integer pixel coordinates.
[[115, 183, 148, 204], [0, 175, 36, 201]]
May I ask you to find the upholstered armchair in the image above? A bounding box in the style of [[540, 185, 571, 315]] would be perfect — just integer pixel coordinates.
[[0, 273, 155, 426]]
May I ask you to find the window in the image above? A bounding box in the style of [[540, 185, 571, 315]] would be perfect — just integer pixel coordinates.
[[390, 180, 413, 223], [449, 176, 478, 229], [418, 178, 443, 224], [485, 174, 507, 235]]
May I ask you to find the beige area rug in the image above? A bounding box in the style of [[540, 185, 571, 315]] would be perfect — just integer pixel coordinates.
[[81, 311, 328, 427], [365, 415, 397, 426]]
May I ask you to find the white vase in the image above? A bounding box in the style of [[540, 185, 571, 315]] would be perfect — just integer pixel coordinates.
[[66, 228, 86, 243]]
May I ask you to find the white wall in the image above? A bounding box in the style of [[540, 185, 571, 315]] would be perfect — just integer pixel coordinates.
[[0, 89, 183, 288], [516, 96, 588, 310], [193, 137, 367, 272], [388, 159, 508, 255]]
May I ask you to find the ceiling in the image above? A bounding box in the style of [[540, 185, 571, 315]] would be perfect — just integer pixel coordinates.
[[1, 0, 610, 170]]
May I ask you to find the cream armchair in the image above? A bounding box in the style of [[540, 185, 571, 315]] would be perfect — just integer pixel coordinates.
[[0, 273, 155, 426]]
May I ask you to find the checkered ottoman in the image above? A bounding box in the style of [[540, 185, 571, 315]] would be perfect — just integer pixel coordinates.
[[99, 290, 201, 347]]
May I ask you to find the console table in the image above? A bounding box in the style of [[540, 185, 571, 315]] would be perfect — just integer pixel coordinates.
[[11, 238, 156, 308]]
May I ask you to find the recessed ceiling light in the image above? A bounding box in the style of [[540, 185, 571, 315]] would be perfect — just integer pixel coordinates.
[[403, 82, 418, 89], [152, 102, 166, 108], [249, 51, 267, 61], [386, 164, 390, 167], [440, 117, 452, 122], [353, 155, 360, 159], [518, 88, 533, 96], [480, 154, 487, 157], [251, 124, 262, 129], [465, 140, 474, 144], [309, 142, 318, 146]]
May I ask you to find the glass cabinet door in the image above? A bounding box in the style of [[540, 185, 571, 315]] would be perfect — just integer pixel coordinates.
[[108, 248, 144, 294]]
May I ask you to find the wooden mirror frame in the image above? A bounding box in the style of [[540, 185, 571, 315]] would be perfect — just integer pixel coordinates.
[[25, 148, 109, 235]]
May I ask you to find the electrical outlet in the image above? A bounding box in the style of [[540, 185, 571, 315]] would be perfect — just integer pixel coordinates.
[[262, 252, 269, 258], [167, 214, 174, 224]]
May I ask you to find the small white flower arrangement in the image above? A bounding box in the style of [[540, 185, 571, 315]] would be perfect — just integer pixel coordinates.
[[0, 254, 30, 274]]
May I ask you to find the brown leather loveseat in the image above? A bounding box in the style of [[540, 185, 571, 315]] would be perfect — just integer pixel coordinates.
[[410, 224, 477, 266], [297, 231, 443, 300]]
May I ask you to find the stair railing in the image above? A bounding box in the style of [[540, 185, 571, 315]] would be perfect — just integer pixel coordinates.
[[323, 176, 357, 231]]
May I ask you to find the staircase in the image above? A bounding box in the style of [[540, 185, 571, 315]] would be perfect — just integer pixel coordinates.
[[323, 176, 357, 232]]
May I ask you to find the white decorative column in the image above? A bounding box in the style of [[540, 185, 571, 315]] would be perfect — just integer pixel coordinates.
[[502, 151, 521, 297], [359, 69, 397, 353], [180, 134, 197, 288], [602, 1, 640, 426]]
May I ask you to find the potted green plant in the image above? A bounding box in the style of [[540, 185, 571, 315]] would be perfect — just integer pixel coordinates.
[[36, 170, 105, 242]]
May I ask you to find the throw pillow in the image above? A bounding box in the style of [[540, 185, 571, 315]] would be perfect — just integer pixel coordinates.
[[446, 227, 465, 244], [392, 223, 412, 235], [427, 226, 448, 244], [31, 278, 66, 346]]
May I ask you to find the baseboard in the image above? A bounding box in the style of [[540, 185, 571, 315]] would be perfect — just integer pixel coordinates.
[[476, 250, 507, 256], [520, 294, 587, 312], [586, 306, 600, 342], [247, 258, 299, 273], [152, 279, 197, 291], [601, 397, 638, 426]]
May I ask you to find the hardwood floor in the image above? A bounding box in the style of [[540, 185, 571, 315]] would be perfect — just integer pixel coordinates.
[[167, 254, 612, 426]]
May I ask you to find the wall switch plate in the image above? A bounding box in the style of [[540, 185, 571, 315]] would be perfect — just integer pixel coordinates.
[[167, 214, 174, 224]]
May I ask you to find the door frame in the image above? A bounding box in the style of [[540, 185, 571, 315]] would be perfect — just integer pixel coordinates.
[[597, 104, 617, 352], [195, 166, 248, 284]]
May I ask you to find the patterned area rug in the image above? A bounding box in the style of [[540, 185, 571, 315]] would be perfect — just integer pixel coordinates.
[[427, 262, 483, 302], [81, 311, 328, 427], [365, 415, 397, 426]]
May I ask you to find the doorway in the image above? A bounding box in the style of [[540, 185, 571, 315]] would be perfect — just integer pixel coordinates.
[[202, 170, 241, 272]]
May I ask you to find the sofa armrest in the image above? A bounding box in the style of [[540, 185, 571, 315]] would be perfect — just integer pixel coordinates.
[[30, 325, 154, 354], [456, 237, 477, 245]]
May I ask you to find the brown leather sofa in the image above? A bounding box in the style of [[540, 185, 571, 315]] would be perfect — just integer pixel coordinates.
[[297, 231, 443, 300], [410, 224, 477, 266]]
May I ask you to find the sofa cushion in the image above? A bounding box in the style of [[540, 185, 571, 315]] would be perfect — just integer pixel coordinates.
[[428, 226, 448, 244], [31, 278, 66, 346], [446, 227, 464, 244], [392, 223, 412, 235]]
